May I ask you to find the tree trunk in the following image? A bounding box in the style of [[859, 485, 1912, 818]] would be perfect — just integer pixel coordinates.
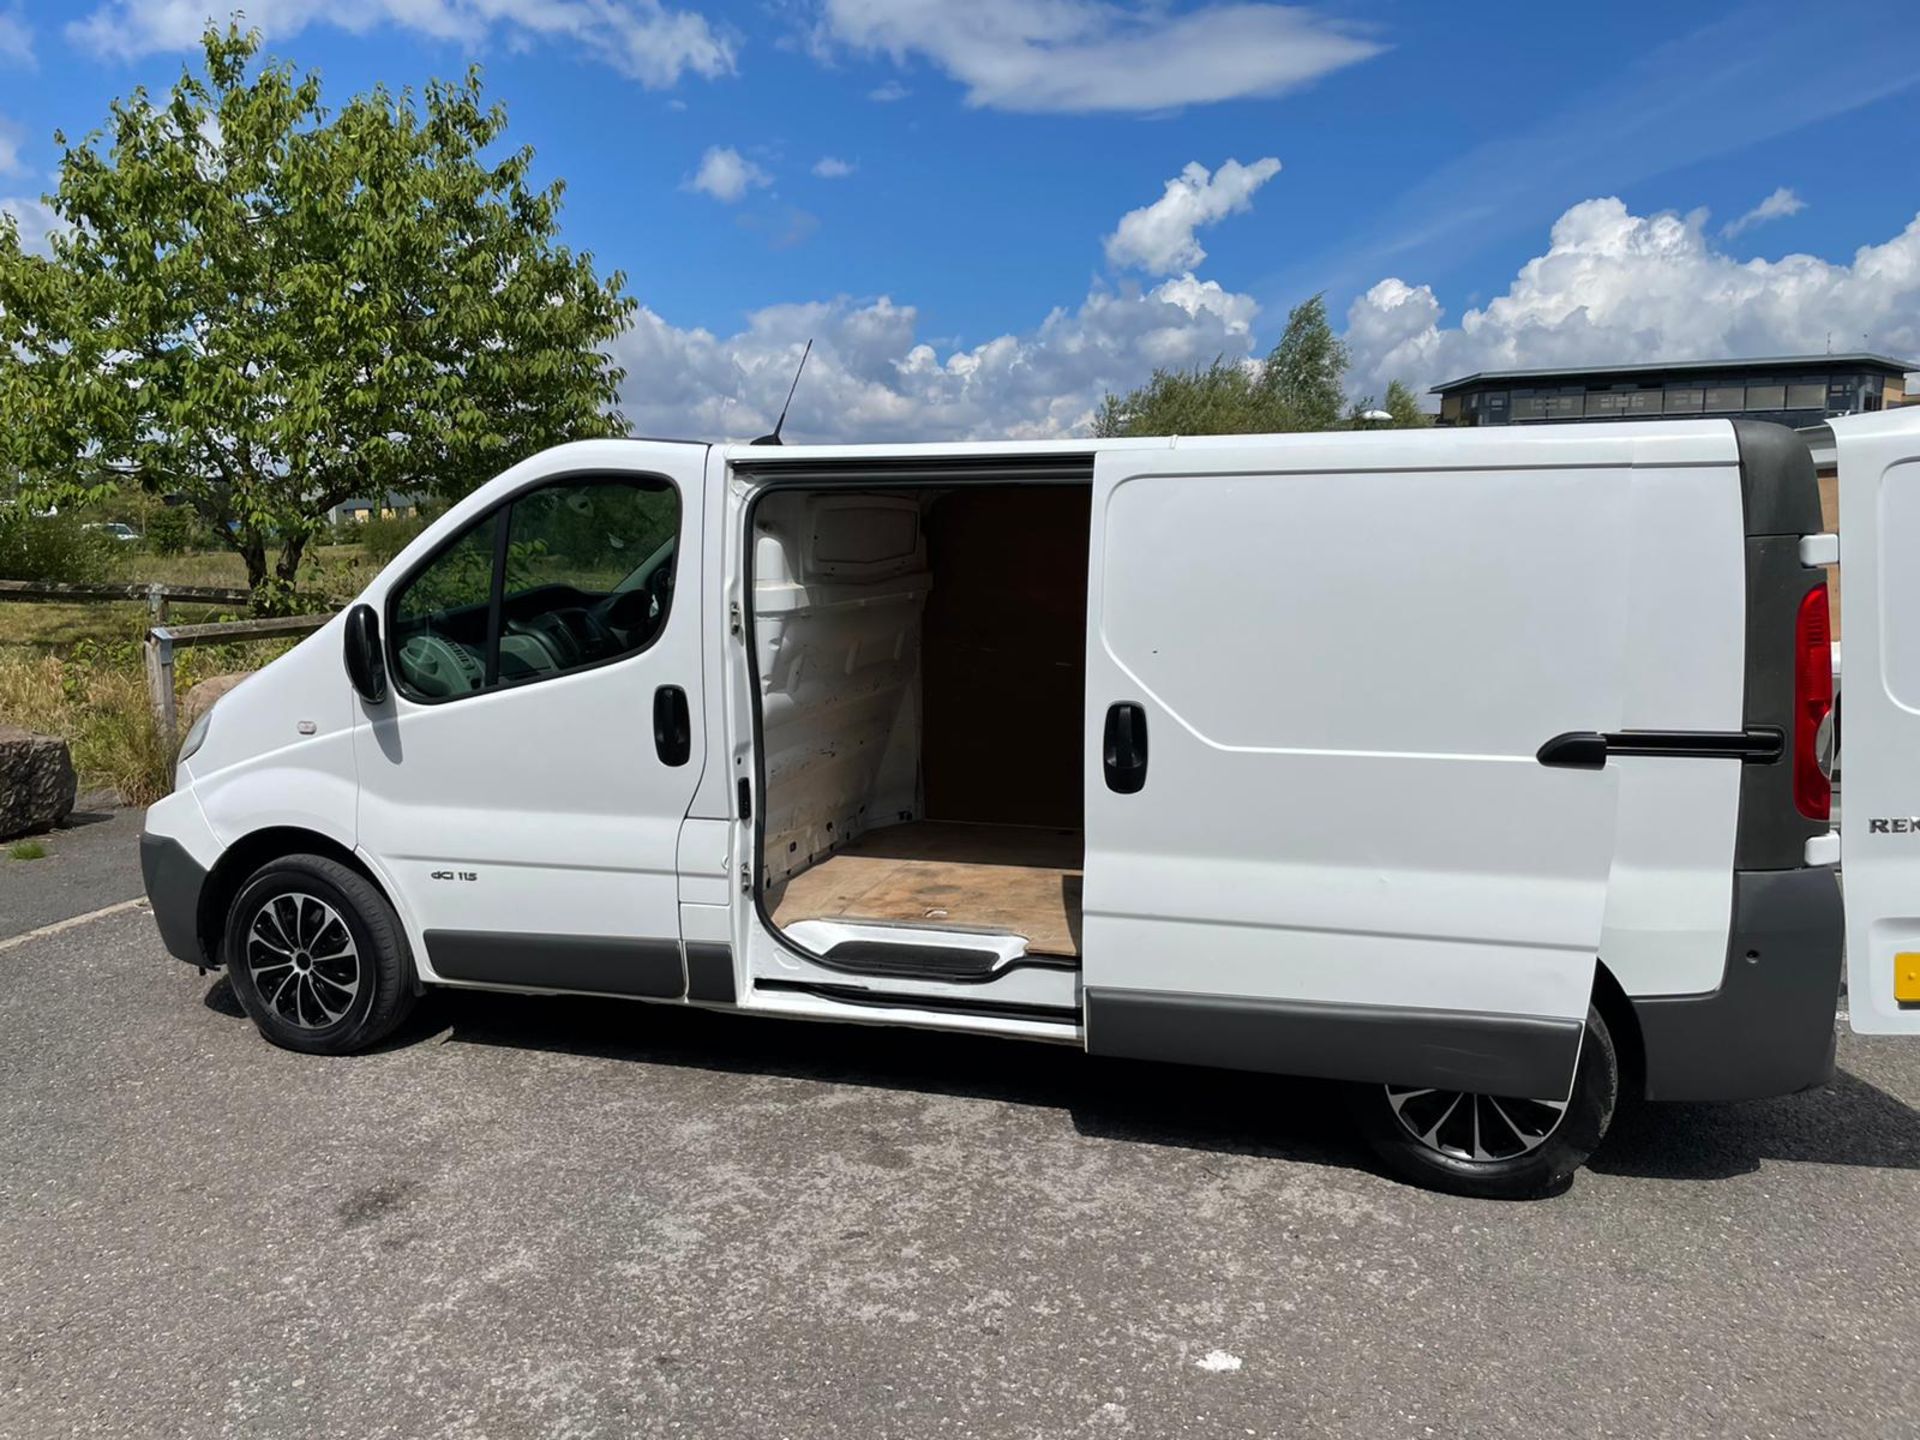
[[274, 534, 307, 590], [238, 537, 268, 595]]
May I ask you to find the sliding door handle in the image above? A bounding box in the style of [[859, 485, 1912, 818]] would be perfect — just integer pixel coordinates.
[[1538, 728, 1785, 768], [653, 685, 691, 767], [1104, 701, 1149, 794]]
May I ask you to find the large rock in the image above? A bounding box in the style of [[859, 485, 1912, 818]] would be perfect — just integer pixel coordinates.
[[0, 726, 77, 839], [180, 672, 250, 728]]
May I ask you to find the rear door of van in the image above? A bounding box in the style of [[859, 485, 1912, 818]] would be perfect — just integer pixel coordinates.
[[1080, 425, 1745, 1098], [1832, 407, 1920, 1033]]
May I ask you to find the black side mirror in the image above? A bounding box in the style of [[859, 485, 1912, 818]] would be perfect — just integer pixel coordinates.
[[343, 603, 388, 704]]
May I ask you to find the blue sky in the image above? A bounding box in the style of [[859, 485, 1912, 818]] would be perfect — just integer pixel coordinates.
[[2, 1, 1918, 440]]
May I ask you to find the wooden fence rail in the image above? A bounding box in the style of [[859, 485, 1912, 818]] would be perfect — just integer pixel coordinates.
[[0, 578, 254, 618], [145, 613, 334, 741]]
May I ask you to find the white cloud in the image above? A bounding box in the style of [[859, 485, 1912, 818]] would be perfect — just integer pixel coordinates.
[[820, 0, 1381, 113], [615, 152, 1289, 439], [610, 273, 1262, 443], [812, 156, 855, 179], [1105, 157, 1280, 274], [867, 80, 909, 102], [686, 145, 771, 203], [1345, 197, 1920, 400], [608, 191, 1920, 446], [0, 115, 24, 176], [1, 195, 63, 255], [1723, 185, 1807, 238], [67, 0, 736, 87], [0, 6, 32, 66]]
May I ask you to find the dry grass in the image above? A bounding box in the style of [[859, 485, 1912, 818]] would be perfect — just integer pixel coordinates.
[[0, 543, 372, 803], [0, 650, 180, 803], [1, 541, 370, 657], [110, 543, 376, 596]]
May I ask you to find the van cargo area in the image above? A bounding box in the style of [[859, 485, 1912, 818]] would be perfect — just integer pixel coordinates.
[[750, 484, 1090, 978]]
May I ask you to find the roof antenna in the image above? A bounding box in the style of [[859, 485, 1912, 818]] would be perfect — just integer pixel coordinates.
[[751, 338, 812, 446]]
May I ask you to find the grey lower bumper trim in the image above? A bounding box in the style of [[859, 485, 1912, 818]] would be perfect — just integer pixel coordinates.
[[427, 930, 686, 999], [1085, 988, 1584, 1098], [140, 832, 209, 967], [1633, 866, 1843, 1102], [685, 942, 736, 1003]]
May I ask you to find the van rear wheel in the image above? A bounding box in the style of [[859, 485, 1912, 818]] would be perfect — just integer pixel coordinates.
[[223, 854, 417, 1055], [1351, 1004, 1618, 1199]]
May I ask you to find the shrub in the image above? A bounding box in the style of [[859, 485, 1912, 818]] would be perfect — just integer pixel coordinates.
[[0, 506, 116, 584], [145, 504, 202, 556], [356, 512, 429, 566]]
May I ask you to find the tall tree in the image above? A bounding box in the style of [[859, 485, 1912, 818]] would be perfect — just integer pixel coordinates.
[[1095, 293, 1352, 438], [1382, 378, 1433, 428], [0, 25, 636, 608], [1256, 293, 1349, 432]]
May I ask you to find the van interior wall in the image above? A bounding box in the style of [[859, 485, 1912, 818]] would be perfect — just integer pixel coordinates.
[[754, 489, 928, 889], [753, 483, 1091, 898], [921, 486, 1090, 828]]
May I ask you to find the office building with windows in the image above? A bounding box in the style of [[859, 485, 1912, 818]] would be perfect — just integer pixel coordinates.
[[1431, 354, 1915, 428]]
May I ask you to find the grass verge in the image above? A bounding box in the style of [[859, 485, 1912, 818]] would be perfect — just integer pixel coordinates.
[[0, 650, 180, 804], [2, 543, 366, 801]]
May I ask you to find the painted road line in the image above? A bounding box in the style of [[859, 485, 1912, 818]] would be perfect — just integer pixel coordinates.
[[0, 898, 149, 953]]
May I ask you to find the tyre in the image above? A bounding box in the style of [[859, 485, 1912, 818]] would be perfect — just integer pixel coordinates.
[[223, 853, 417, 1055], [1351, 1004, 1618, 1199]]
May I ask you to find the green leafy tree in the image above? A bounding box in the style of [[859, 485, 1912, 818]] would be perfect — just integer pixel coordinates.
[[1093, 358, 1273, 438], [144, 503, 201, 556], [1095, 293, 1352, 438], [1383, 379, 1432, 427], [1256, 293, 1349, 432], [0, 25, 636, 610]]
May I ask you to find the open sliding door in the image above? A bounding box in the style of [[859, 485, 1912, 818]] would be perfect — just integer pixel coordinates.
[[1079, 434, 1661, 1098]]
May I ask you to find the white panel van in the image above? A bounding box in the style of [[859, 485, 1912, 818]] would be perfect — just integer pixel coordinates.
[[140, 412, 1917, 1196]]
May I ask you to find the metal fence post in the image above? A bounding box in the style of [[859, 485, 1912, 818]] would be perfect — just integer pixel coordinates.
[[147, 582, 169, 625], [144, 627, 178, 744]]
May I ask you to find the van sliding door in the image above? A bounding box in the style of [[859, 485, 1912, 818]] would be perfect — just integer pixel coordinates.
[[1080, 439, 1639, 1099]]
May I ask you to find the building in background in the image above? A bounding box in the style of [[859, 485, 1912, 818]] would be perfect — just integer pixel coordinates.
[[1431, 354, 1915, 429], [328, 492, 421, 526]]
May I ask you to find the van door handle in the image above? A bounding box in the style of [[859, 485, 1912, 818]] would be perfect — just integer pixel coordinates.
[[1103, 702, 1149, 794], [653, 685, 691, 767]]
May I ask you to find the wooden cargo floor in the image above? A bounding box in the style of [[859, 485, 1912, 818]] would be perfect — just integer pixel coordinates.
[[768, 821, 1084, 959]]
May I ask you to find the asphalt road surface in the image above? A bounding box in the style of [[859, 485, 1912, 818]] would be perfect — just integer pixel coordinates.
[[3, 813, 1919, 1438]]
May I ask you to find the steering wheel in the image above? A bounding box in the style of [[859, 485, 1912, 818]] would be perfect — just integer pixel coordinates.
[[507, 610, 586, 669], [601, 567, 672, 637], [396, 634, 483, 698]]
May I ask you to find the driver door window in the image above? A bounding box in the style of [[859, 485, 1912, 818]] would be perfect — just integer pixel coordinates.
[[390, 514, 498, 700], [500, 479, 679, 684], [388, 475, 680, 703]]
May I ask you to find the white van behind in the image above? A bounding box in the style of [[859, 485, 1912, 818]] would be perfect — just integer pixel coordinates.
[[140, 412, 1916, 1196]]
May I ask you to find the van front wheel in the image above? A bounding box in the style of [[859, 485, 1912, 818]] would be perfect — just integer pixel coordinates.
[[223, 854, 417, 1055], [1351, 1004, 1618, 1199]]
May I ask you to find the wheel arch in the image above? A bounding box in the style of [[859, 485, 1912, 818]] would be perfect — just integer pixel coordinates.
[[197, 826, 390, 970], [1592, 959, 1646, 1103]]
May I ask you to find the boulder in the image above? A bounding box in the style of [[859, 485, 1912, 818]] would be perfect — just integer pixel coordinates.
[[180, 672, 250, 729], [0, 726, 77, 839]]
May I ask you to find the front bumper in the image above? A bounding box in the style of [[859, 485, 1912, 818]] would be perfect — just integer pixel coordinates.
[[140, 831, 211, 968]]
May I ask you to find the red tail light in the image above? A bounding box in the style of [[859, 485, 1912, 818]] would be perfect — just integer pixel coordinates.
[[1793, 582, 1833, 820]]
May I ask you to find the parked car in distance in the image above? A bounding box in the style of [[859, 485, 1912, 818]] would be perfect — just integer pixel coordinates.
[[84, 521, 141, 543]]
